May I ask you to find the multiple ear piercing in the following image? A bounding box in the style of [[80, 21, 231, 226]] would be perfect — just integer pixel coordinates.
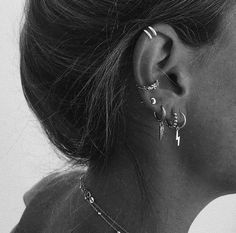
[[136, 26, 187, 146], [138, 78, 186, 146], [144, 26, 158, 40], [152, 103, 186, 146]]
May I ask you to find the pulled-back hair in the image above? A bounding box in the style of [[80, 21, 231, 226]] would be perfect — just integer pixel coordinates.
[[20, 0, 229, 168]]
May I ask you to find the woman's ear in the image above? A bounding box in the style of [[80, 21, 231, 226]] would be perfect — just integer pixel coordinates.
[[133, 24, 192, 118]]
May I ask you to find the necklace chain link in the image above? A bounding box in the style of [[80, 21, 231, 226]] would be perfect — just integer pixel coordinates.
[[79, 175, 130, 233]]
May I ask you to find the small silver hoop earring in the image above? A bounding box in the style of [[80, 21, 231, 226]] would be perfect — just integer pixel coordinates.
[[143, 29, 152, 40], [166, 112, 178, 128], [143, 26, 158, 40], [154, 105, 167, 141], [148, 26, 157, 37], [175, 112, 186, 147], [178, 112, 187, 130]]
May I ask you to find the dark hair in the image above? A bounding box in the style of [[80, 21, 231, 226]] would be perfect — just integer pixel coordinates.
[[20, 0, 230, 168]]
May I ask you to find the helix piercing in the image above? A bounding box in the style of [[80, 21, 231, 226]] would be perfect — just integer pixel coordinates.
[[154, 105, 167, 141], [143, 26, 158, 40], [148, 26, 157, 37], [137, 80, 159, 91]]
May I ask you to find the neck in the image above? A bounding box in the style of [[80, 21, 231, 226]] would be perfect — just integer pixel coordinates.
[[85, 118, 222, 233]]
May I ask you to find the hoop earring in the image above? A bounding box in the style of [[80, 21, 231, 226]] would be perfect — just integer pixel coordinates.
[[143, 26, 158, 40], [166, 112, 178, 129], [175, 112, 186, 147], [154, 105, 167, 141]]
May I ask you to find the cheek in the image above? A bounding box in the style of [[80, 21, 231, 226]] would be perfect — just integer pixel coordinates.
[[181, 54, 236, 190]]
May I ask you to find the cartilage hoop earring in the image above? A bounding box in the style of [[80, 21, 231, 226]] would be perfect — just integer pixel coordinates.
[[137, 80, 159, 91], [175, 112, 186, 147], [144, 26, 158, 40], [154, 105, 167, 141]]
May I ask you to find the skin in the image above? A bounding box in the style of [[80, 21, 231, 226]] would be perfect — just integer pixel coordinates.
[[78, 5, 236, 233]]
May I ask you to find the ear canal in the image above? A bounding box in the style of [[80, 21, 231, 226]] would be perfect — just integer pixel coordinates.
[[160, 72, 185, 96], [167, 73, 185, 96]]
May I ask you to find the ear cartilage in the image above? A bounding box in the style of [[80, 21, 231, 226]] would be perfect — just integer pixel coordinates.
[[144, 26, 158, 40], [137, 80, 160, 91]]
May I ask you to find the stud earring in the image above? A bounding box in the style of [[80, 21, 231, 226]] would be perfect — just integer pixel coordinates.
[[144, 26, 158, 40], [150, 97, 157, 105], [154, 105, 167, 141]]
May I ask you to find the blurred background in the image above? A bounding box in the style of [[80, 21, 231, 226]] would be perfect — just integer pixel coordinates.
[[0, 1, 65, 232], [0, 0, 236, 232]]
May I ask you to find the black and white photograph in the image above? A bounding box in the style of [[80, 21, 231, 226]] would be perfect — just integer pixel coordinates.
[[1, 1, 236, 232]]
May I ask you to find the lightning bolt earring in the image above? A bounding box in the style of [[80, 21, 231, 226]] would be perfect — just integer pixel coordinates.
[[175, 112, 186, 146], [167, 111, 187, 146]]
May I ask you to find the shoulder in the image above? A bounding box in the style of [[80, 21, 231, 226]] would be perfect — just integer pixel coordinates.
[[15, 166, 98, 233], [15, 166, 113, 233], [23, 166, 86, 206]]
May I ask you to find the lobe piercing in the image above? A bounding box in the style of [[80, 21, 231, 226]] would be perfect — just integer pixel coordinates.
[[166, 111, 187, 146], [154, 105, 167, 141], [175, 112, 186, 147], [166, 112, 178, 128]]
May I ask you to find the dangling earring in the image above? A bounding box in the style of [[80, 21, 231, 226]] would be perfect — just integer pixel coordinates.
[[175, 112, 186, 146], [167, 111, 187, 146], [154, 105, 167, 141]]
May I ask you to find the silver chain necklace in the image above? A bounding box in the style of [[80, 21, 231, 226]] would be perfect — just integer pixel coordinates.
[[79, 175, 130, 233]]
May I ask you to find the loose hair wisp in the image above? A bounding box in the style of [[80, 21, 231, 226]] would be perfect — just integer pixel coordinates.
[[20, 0, 229, 168]]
